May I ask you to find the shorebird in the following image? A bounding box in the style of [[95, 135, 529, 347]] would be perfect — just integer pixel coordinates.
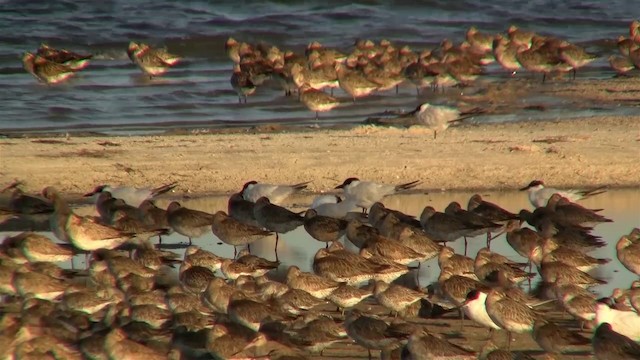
[[540, 261, 606, 288], [286, 265, 340, 299], [519, 180, 607, 208], [479, 340, 535, 360], [373, 281, 427, 317], [104, 328, 168, 360], [438, 246, 477, 279], [592, 322, 640, 360], [253, 197, 304, 259], [36, 43, 92, 70], [303, 209, 348, 247], [369, 202, 421, 229], [230, 63, 256, 103], [43, 187, 135, 252], [227, 291, 288, 331], [1, 181, 53, 214], [299, 84, 340, 120], [530, 238, 610, 272], [609, 55, 635, 75], [1, 232, 74, 263], [22, 52, 76, 84], [535, 219, 606, 252], [595, 298, 640, 341], [205, 321, 259, 359], [474, 248, 534, 285], [240, 180, 310, 204], [128, 41, 181, 78], [361, 235, 427, 265], [558, 41, 598, 79], [546, 193, 612, 227], [554, 284, 596, 328], [183, 245, 222, 272], [344, 310, 414, 359], [346, 218, 381, 248], [327, 284, 372, 314], [381, 215, 442, 260], [85, 182, 177, 208], [467, 194, 518, 246], [201, 277, 236, 314], [220, 258, 277, 280], [493, 34, 522, 75], [211, 210, 273, 256], [617, 233, 640, 275], [236, 249, 280, 268], [420, 205, 485, 253], [314, 246, 399, 285], [504, 220, 541, 264], [179, 261, 217, 294], [334, 62, 378, 102], [94, 192, 141, 224], [228, 192, 261, 228], [166, 201, 216, 245], [402, 328, 476, 360], [138, 200, 172, 242], [406, 102, 467, 139], [485, 289, 540, 350], [444, 201, 502, 250], [335, 178, 421, 213], [532, 319, 590, 356], [12, 268, 69, 300]]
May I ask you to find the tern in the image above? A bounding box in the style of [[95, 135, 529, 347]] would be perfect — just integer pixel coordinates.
[[84, 182, 178, 207], [406, 102, 477, 139], [335, 177, 421, 213], [519, 180, 607, 208], [241, 180, 311, 204]]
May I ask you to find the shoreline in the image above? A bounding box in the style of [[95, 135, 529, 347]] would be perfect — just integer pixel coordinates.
[[1, 115, 639, 197]]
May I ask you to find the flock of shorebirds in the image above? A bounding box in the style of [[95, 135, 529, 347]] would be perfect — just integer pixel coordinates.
[[20, 21, 640, 122], [0, 177, 639, 359]]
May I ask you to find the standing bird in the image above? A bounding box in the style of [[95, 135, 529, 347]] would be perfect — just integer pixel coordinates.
[[166, 202, 216, 245], [211, 210, 273, 256], [128, 41, 181, 78], [335, 177, 421, 213], [532, 319, 590, 356], [616, 233, 640, 275], [406, 102, 469, 139], [298, 84, 340, 120], [230, 63, 256, 103], [485, 289, 540, 350], [303, 209, 348, 247], [253, 197, 304, 260]]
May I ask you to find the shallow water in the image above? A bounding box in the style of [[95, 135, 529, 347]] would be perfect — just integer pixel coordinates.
[[0, 1, 635, 134], [2, 188, 638, 298]]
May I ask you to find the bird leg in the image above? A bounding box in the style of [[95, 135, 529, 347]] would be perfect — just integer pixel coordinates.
[[247, 244, 251, 254], [233, 246, 237, 258], [188, 237, 192, 245], [274, 233, 280, 262], [463, 236, 468, 256]]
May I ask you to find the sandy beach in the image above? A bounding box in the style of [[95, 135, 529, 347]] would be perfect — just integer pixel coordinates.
[[1, 115, 638, 196]]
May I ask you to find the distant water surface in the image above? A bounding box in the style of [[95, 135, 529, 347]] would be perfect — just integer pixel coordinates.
[[0, 1, 635, 133]]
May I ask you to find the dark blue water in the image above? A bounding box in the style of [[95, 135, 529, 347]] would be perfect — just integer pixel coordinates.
[[0, 1, 634, 133]]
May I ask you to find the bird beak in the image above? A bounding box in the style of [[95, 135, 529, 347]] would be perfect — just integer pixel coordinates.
[[518, 185, 529, 191], [334, 184, 344, 189], [83, 191, 96, 197]]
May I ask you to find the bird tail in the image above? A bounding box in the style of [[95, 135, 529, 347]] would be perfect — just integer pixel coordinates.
[[151, 182, 178, 197], [394, 180, 422, 192], [291, 181, 312, 191], [448, 107, 487, 125], [579, 185, 608, 199]]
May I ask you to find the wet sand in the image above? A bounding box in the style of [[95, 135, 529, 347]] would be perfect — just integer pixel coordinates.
[[1, 114, 638, 196]]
